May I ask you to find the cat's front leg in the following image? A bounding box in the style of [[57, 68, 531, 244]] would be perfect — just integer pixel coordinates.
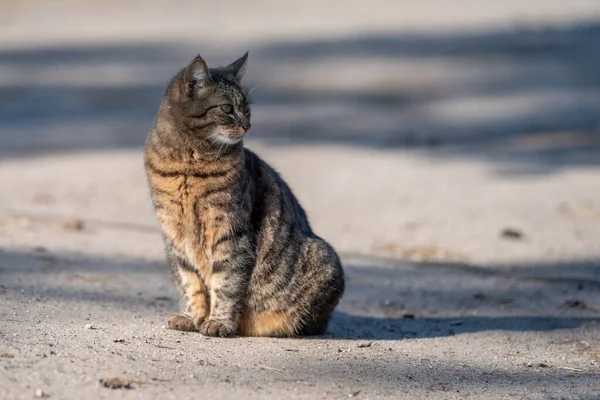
[[166, 251, 210, 332], [201, 237, 253, 337]]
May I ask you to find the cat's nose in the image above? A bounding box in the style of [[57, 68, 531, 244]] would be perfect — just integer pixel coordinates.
[[239, 116, 251, 132], [236, 113, 251, 133]]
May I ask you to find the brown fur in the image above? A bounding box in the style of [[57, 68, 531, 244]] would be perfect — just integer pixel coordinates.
[[238, 310, 296, 337]]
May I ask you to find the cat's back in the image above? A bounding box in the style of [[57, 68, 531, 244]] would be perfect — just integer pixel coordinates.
[[243, 148, 312, 235]]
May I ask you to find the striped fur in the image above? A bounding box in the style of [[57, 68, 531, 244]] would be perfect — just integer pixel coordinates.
[[144, 53, 344, 337]]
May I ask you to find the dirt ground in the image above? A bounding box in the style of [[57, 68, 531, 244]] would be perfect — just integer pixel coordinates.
[[1, 1, 600, 399]]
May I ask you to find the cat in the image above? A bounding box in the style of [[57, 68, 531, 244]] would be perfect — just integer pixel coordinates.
[[143, 52, 344, 337]]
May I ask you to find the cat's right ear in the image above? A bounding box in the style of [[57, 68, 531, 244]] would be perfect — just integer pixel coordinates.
[[182, 55, 212, 97]]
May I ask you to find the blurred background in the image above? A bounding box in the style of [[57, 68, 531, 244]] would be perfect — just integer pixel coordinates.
[[1, 1, 600, 397], [2, 0, 600, 162]]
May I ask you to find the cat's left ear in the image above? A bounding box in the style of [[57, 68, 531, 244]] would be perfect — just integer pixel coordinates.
[[223, 51, 248, 82]]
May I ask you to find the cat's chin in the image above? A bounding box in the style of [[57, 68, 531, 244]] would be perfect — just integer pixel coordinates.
[[212, 134, 243, 146]]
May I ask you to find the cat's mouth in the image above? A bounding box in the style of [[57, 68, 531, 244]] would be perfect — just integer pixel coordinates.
[[212, 127, 247, 145]]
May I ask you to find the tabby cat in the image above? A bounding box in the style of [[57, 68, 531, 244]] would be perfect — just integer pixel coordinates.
[[143, 52, 344, 337]]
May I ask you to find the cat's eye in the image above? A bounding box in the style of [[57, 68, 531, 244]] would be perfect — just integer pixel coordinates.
[[220, 104, 233, 114]]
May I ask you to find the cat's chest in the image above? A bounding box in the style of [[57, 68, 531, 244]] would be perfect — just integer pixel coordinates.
[[156, 178, 233, 269]]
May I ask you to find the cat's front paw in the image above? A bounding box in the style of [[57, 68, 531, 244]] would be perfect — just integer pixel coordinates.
[[168, 314, 197, 332], [200, 319, 235, 338]]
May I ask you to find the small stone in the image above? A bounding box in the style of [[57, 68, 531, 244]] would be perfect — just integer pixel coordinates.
[[34, 388, 49, 398], [500, 227, 524, 240], [99, 377, 133, 389], [63, 218, 85, 231], [84, 323, 94, 330]]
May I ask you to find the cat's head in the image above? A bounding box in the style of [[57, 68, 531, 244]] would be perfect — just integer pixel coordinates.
[[175, 52, 251, 146]]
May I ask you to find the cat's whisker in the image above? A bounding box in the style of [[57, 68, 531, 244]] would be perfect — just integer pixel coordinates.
[[214, 141, 226, 162], [189, 136, 214, 159], [248, 84, 260, 95]]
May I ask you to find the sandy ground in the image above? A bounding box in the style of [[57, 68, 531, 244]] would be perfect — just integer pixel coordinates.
[[1, 1, 600, 399]]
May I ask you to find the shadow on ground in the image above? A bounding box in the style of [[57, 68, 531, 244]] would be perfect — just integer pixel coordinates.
[[0, 22, 599, 174], [283, 356, 600, 398], [0, 248, 598, 340], [330, 312, 596, 340]]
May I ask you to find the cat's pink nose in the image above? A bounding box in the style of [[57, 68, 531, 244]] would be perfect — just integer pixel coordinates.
[[237, 113, 251, 132]]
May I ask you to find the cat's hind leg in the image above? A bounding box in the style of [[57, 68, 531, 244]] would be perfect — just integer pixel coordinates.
[[240, 239, 344, 337], [288, 238, 344, 336]]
